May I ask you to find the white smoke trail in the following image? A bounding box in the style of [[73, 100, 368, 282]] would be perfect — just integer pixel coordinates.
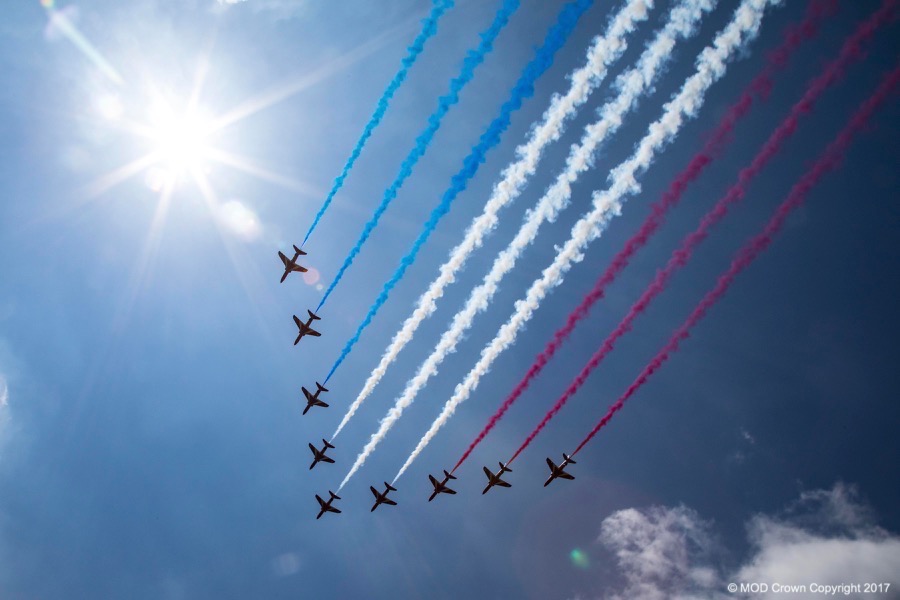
[[338, 0, 717, 489], [393, 0, 780, 482], [332, 0, 654, 440]]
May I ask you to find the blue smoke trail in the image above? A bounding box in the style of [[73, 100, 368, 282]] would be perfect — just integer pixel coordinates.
[[325, 0, 594, 383], [317, 0, 522, 310], [301, 0, 455, 247]]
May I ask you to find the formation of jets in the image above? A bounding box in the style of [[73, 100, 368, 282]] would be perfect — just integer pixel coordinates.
[[370, 482, 398, 512], [278, 247, 579, 519], [302, 382, 329, 415], [309, 439, 335, 470], [481, 461, 512, 494]]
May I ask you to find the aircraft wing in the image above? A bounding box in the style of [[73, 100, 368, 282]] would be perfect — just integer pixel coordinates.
[[307, 327, 321, 338], [293, 315, 303, 328], [428, 475, 439, 487], [309, 443, 317, 454], [321, 455, 334, 464], [444, 488, 456, 495], [483, 466, 493, 478], [546, 458, 557, 470], [370, 486, 379, 497], [315, 495, 326, 508], [382, 498, 397, 506], [557, 471, 574, 481], [279, 251, 290, 267], [496, 479, 511, 488], [327, 506, 341, 514]]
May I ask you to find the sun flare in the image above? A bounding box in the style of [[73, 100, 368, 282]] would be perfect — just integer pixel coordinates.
[[147, 101, 214, 175]]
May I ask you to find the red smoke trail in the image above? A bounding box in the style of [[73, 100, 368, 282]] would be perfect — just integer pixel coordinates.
[[506, 0, 896, 465], [449, 0, 837, 473], [571, 65, 900, 458]]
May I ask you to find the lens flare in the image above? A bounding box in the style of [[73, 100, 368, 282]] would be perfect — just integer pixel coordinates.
[[302, 267, 320, 286], [569, 548, 590, 569]]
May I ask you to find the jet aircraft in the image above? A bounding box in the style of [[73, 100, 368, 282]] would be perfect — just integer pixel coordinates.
[[369, 482, 398, 512], [315, 490, 341, 519], [427, 470, 457, 502], [293, 310, 322, 345], [301, 382, 329, 415], [482, 461, 512, 494], [308, 439, 335, 469], [544, 453, 577, 487], [278, 245, 308, 283]]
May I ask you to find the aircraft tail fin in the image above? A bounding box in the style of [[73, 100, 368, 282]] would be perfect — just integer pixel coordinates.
[[323, 439, 335, 449], [329, 491, 341, 501], [317, 382, 329, 393], [564, 453, 576, 464], [444, 470, 457, 480], [308, 309, 321, 321], [293, 245, 306, 256], [500, 461, 512, 473], [385, 482, 397, 492]]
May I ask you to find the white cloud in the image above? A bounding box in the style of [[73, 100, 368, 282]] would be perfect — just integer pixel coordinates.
[[599, 505, 723, 600], [594, 484, 900, 600], [736, 484, 900, 597]]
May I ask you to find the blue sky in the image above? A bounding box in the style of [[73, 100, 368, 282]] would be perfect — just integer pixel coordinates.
[[0, 0, 898, 598]]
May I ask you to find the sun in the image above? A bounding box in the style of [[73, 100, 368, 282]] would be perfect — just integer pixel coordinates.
[[146, 100, 215, 175]]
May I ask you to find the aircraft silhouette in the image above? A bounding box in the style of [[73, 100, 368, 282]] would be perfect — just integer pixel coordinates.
[[278, 245, 308, 283], [482, 461, 512, 494], [370, 482, 398, 512], [293, 310, 322, 345], [301, 382, 329, 415], [308, 439, 335, 469], [544, 453, 576, 487], [427, 470, 457, 502], [315, 490, 341, 519]]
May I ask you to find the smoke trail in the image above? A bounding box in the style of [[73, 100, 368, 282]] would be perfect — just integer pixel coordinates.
[[301, 0, 454, 247], [336, 0, 595, 488], [392, 0, 720, 482], [386, 0, 772, 479], [333, 0, 654, 439], [572, 66, 900, 457], [424, 0, 781, 468], [508, 0, 894, 464], [325, 0, 594, 385], [452, 0, 835, 473], [316, 0, 522, 311]]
